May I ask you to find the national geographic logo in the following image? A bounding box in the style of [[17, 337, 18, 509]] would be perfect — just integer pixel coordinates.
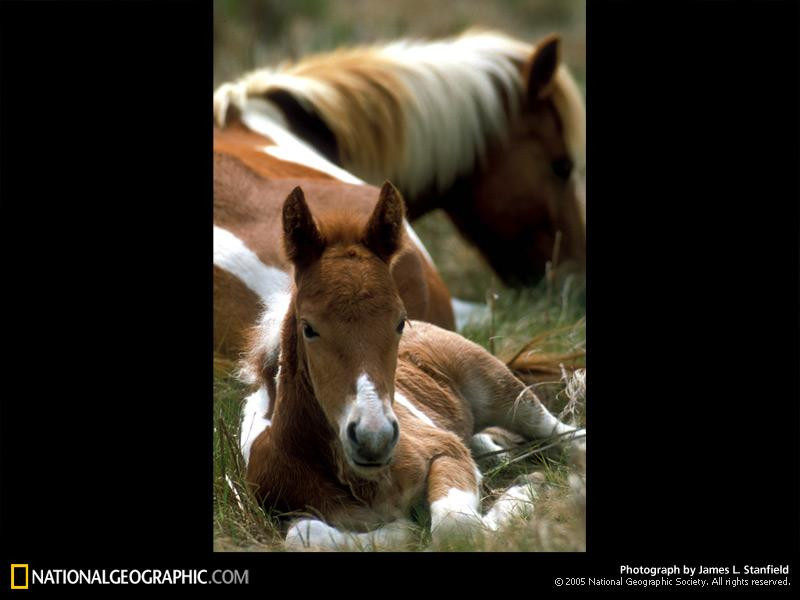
[[7, 565, 248, 586], [10, 564, 29, 589]]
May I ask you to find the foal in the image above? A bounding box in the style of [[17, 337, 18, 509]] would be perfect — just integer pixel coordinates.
[[244, 183, 585, 549]]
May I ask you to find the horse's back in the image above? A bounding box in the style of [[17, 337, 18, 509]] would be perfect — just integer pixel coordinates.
[[213, 136, 454, 357], [215, 149, 382, 269]]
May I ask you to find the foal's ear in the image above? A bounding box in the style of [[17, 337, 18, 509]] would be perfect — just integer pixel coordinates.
[[363, 181, 406, 263], [526, 34, 561, 101], [282, 186, 324, 267]]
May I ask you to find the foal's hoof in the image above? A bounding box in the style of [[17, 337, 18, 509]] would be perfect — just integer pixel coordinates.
[[284, 518, 416, 552], [482, 473, 547, 532], [469, 432, 505, 466], [429, 501, 485, 549], [566, 428, 586, 466], [470, 428, 526, 466]]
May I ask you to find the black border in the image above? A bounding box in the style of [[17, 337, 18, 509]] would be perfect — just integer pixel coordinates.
[[0, 0, 797, 592]]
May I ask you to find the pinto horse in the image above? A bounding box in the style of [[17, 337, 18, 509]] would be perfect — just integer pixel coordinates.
[[242, 183, 585, 550], [213, 117, 455, 360], [214, 29, 586, 286]]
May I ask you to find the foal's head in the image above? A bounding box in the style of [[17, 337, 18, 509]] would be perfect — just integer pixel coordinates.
[[451, 35, 586, 286], [282, 182, 407, 478]]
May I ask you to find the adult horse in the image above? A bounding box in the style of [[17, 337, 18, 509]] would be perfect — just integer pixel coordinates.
[[242, 183, 585, 550], [213, 118, 455, 361], [213, 69, 537, 498], [214, 29, 586, 286]]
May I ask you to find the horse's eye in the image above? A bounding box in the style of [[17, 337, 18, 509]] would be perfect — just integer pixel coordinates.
[[303, 323, 319, 339], [396, 319, 406, 334], [552, 157, 573, 181]]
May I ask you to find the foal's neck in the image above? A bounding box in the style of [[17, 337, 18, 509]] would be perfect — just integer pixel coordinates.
[[269, 309, 380, 502], [270, 311, 336, 462]]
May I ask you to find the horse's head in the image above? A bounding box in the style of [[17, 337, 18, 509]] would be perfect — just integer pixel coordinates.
[[282, 182, 407, 479], [449, 35, 586, 286]]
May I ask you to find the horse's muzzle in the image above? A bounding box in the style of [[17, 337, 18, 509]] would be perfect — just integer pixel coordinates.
[[346, 417, 399, 468]]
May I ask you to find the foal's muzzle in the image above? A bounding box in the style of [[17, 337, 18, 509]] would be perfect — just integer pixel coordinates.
[[345, 416, 399, 467]]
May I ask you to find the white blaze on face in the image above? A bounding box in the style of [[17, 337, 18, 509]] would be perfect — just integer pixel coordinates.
[[339, 373, 395, 439]]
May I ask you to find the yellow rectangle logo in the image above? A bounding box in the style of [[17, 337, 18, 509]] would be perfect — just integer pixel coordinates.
[[10, 564, 29, 589]]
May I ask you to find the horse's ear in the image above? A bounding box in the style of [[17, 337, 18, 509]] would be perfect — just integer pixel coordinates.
[[363, 181, 406, 263], [526, 34, 561, 102], [282, 186, 325, 267]]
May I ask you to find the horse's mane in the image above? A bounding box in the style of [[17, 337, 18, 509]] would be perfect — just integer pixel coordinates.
[[215, 29, 585, 199]]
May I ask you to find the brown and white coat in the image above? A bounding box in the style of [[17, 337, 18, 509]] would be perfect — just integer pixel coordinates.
[[241, 183, 585, 550]]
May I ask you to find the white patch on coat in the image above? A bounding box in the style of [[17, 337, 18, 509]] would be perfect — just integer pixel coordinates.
[[239, 103, 364, 185], [402, 221, 434, 266], [285, 518, 413, 551], [469, 432, 504, 461], [238, 291, 291, 385], [239, 386, 272, 465], [394, 392, 437, 428], [214, 226, 291, 382], [429, 488, 483, 539], [213, 225, 290, 302], [567, 427, 587, 455], [482, 483, 537, 532], [473, 465, 483, 489], [534, 411, 585, 443]]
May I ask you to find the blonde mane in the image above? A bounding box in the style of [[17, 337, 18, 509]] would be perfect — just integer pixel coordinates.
[[214, 29, 586, 199]]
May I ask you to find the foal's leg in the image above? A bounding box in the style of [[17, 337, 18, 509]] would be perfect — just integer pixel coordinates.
[[449, 336, 585, 449], [469, 427, 526, 466], [405, 323, 584, 450], [482, 472, 546, 532], [284, 518, 414, 552], [425, 435, 487, 545]]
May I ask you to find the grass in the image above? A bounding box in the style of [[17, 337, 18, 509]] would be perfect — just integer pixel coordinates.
[[213, 210, 586, 552], [213, 0, 585, 91]]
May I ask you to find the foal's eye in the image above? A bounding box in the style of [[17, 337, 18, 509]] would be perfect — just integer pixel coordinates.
[[303, 323, 319, 339], [551, 156, 573, 181], [396, 319, 406, 334]]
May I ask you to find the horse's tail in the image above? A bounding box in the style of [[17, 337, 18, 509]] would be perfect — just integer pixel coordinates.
[[507, 350, 584, 383]]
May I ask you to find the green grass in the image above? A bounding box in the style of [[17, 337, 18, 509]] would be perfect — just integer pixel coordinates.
[[213, 0, 585, 90], [213, 211, 585, 552]]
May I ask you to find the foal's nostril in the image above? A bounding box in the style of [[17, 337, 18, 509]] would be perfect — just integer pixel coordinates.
[[347, 421, 359, 445], [391, 420, 399, 444]]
